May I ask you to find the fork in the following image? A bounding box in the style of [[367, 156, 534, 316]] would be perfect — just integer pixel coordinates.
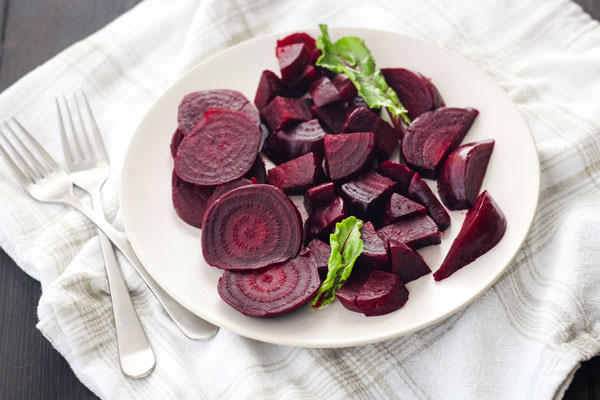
[[0, 117, 218, 341]]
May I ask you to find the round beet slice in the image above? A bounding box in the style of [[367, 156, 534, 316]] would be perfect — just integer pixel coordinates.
[[202, 184, 303, 270], [171, 170, 214, 228], [217, 252, 320, 317], [174, 109, 260, 186]]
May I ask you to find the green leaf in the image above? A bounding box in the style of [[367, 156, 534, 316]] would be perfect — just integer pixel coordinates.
[[311, 216, 364, 309], [315, 24, 411, 125]]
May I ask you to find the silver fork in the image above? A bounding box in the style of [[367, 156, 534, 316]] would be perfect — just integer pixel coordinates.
[[56, 93, 154, 379]]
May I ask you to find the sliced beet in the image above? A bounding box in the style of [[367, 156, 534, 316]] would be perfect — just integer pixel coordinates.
[[304, 196, 347, 244], [407, 173, 451, 231], [377, 214, 441, 249], [245, 156, 267, 184], [382, 68, 445, 120], [206, 178, 252, 210], [309, 77, 341, 107], [402, 107, 479, 179], [356, 221, 390, 272], [438, 139, 495, 210], [170, 128, 184, 158], [311, 103, 348, 133], [339, 170, 396, 220], [264, 119, 326, 164], [324, 132, 375, 183], [174, 109, 260, 186], [434, 191, 506, 281], [178, 89, 260, 135], [335, 268, 371, 313], [262, 96, 311, 131], [333, 75, 357, 103], [267, 153, 325, 194], [171, 170, 214, 229], [356, 270, 409, 316], [289, 65, 320, 93], [306, 238, 331, 280], [422, 75, 445, 110], [303, 182, 336, 215], [342, 107, 401, 159], [217, 252, 320, 318], [277, 43, 310, 85], [376, 161, 415, 194], [276, 32, 320, 63], [202, 184, 302, 270], [377, 193, 427, 228], [388, 240, 431, 283], [254, 70, 290, 111]]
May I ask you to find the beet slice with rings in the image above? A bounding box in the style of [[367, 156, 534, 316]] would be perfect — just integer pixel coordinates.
[[438, 139, 495, 210], [382, 68, 445, 120], [377, 214, 441, 250], [311, 103, 348, 133], [306, 238, 331, 280], [170, 128, 184, 158], [407, 173, 451, 231], [303, 182, 336, 214], [335, 268, 371, 313], [262, 96, 312, 131], [388, 240, 431, 283], [377, 193, 427, 228], [339, 170, 396, 220], [267, 153, 325, 194], [434, 191, 506, 281], [304, 196, 347, 244], [177, 89, 260, 135], [174, 109, 260, 186], [310, 77, 341, 107], [217, 252, 320, 317], [324, 132, 375, 183], [202, 184, 303, 271], [276, 33, 320, 63], [342, 107, 401, 160], [376, 161, 415, 194], [171, 170, 214, 229], [245, 156, 267, 184], [205, 178, 253, 210], [402, 107, 479, 179], [333, 75, 357, 103], [277, 43, 310, 85], [254, 70, 290, 112], [355, 222, 390, 272], [264, 119, 326, 164], [356, 270, 409, 316]]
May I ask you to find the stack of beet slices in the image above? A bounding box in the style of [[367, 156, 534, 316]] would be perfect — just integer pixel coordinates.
[[169, 31, 507, 319]]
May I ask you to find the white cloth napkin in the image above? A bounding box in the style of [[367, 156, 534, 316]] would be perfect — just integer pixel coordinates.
[[1, 0, 600, 398]]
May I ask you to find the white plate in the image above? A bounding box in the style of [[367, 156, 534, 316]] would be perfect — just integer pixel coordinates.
[[121, 28, 540, 348]]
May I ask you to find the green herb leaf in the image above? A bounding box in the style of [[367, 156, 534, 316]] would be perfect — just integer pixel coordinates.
[[315, 24, 411, 125], [311, 216, 364, 310]]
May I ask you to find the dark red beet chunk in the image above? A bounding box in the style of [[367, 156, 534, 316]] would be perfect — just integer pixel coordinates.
[[376, 161, 415, 194], [170, 128, 184, 158], [382, 68, 445, 120], [335, 268, 371, 313], [264, 119, 326, 164], [402, 107, 479, 179], [309, 77, 341, 107], [289, 65, 320, 93], [306, 238, 331, 281], [324, 132, 375, 183], [438, 139, 495, 210], [175, 109, 260, 186], [267, 153, 325, 194], [304, 196, 347, 244], [377, 214, 441, 249], [355, 222, 390, 272], [262, 96, 311, 131], [217, 252, 320, 317], [303, 182, 336, 214], [254, 70, 290, 111], [407, 173, 451, 231], [340, 171, 396, 220], [206, 178, 252, 210], [245, 156, 267, 184], [342, 107, 401, 159], [388, 240, 431, 283], [377, 193, 426, 228], [434, 191, 506, 281], [178, 89, 259, 135], [356, 270, 409, 316], [276, 32, 320, 64], [311, 103, 348, 133], [333, 75, 357, 103], [202, 185, 302, 271], [171, 170, 214, 229], [277, 43, 310, 85]]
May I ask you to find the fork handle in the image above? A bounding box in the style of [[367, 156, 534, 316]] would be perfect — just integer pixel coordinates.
[[59, 193, 219, 340]]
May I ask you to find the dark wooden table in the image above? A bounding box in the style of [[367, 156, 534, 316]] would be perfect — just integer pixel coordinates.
[[0, 1, 599, 399]]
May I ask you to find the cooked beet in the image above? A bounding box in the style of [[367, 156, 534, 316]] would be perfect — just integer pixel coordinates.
[[174, 109, 260, 186], [356, 270, 409, 316], [267, 153, 325, 194], [402, 107, 479, 178], [202, 184, 302, 270], [178, 89, 260, 135], [407, 173, 451, 231], [206, 178, 252, 210], [388, 240, 431, 283], [306, 238, 331, 280], [245, 156, 267, 184], [217, 252, 320, 317], [342, 107, 400, 159], [377, 193, 427, 228], [340, 171, 396, 220], [170, 128, 184, 158], [438, 139, 495, 210], [311, 103, 348, 133], [377, 214, 441, 249], [304, 196, 347, 243], [289, 65, 320, 93], [262, 96, 311, 131], [303, 182, 336, 214], [309, 77, 341, 107], [376, 161, 415, 194], [254, 70, 290, 111], [434, 191, 506, 281], [324, 132, 375, 182], [333, 75, 357, 103], [276, 32, 320, 64], [335, 268, 371, 313], [264, 119, 326, 164], [277, 43, 310, 85], [382, 68, 445, 120], [171, 170, 214, 228], [355, 221, 390, 271]]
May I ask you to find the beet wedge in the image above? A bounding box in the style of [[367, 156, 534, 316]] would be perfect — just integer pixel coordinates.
[[267, 152, 325, 194], [434, 191, 506, 281], [382, 68, 445, 120], [262, 96, 311, 131], [376, 161, 415, 195], [306, 238, 331, 280], [202, 185, 302, 271], [402, 107, 479, 179], [170, 128, 184, 158], [342, 107, 401, 159], [324, 132, 375, 182], [217, 252, 320, 317], [355, 221, 390, 272], [264, 119, 326, 164], [356, 270, 409, 316], [254, 70, 290, 111], [175, 109, 260, 186], [388, 240, 431, 283], [171, 170, 214, 229], [304, 196, 347, 244], [276, 33, 320, 64], [333, 75, 357, 103], [377, 214, 441, 249], [408, 173, 451, 231], [311, 103, 348, 133], [277, 43, 310, 85], [438, 139, 495, 210], [304, 182, 336, 215], [309, 77, 341, 107], [340, 171, 396, 220], [377, 193, 427, 228], [335, 268, 370, 313]]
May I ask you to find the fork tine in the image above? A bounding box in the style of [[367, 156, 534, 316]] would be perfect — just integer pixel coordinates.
[[56, 98, 75, 167], [0, 138, 32, 187], [62, 96, 84, 162], [11, 118, 62, 171], [74, 92, 94, 158], [81, 91, 107, 160], [4, 122, 48, 177], [0, 128, 37, 183]]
